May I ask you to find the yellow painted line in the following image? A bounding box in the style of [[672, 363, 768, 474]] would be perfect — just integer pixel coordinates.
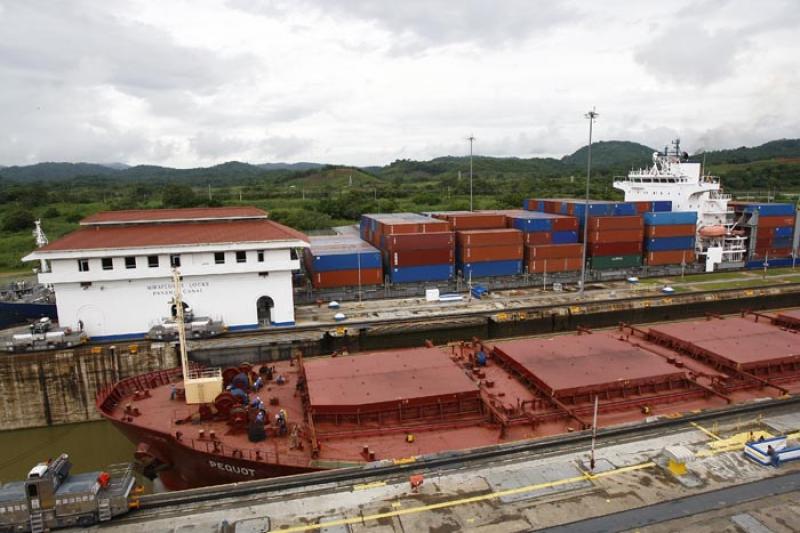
[[270, 461, 656, 532], [690, 421, 722, 441], [353, 481, 386, 491], [393, 457, 417, 465]]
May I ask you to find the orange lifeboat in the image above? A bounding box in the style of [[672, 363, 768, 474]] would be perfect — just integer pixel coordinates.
[[698, 225, 727, 237]]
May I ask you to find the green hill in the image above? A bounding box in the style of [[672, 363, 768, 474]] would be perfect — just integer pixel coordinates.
[[690, 139, 800, 165], [561, 141, 654, 171], [0, 162, 118, 181]]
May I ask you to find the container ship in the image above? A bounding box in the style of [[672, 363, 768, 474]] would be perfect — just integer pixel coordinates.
[[613, 139, 748, 272], [97, 295, 800, 490]]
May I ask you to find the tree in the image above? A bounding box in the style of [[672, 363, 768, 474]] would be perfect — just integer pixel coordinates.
[[161, 184, 199, 208], [3, 207, 35, 232]]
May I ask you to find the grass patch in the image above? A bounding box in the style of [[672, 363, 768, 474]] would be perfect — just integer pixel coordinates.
[[698, 279, 787, 291]]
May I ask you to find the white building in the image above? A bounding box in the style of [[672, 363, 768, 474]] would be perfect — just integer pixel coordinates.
[[23, 207, 309, 340]]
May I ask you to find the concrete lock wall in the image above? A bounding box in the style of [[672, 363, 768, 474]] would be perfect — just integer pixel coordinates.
[[0, 343, 178, 430]]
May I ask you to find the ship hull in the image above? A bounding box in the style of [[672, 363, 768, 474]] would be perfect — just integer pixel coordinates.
[[105, 414, 320, 490], [0, 301, 57, 329]]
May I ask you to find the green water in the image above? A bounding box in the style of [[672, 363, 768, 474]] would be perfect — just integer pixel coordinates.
[[0, 421, 136, 483]]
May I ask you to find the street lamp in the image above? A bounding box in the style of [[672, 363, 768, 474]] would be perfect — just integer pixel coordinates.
[[467, 134, 475, 211], [579, 108, 598, 298]]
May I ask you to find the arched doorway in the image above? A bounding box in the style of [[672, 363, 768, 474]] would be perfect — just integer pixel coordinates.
[[256, 296, 274, 327]]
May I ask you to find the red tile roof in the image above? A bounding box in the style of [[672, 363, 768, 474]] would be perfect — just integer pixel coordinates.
[[37, 219, 308, 252], [80, 207, 267, 225]]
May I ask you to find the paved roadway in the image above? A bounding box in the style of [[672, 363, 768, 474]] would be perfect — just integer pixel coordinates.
[[541, 470, 800, 533]]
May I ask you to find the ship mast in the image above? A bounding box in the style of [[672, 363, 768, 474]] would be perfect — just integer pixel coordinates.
[[172, 268, 190, 382], [171, 268, 222, 404]]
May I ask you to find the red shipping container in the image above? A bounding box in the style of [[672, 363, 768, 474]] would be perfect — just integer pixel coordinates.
[[587, 216, 643, 231], [388, 248, 454, 267], [460, 244, 523, 262], [752, 247, 793, 258], [526, 243, 583, 260], [523, 232, 552, 245], [383, 232, 455, 251], [645, 250, 696, 266], [551, 216, 579, 231], [590, 241, 643, 256], [457, 228, 523, 247], [527, 257, 583, 273], [438, 213, 508, 230], [757, 216, 796, 228], [311, 268, 383, 289], [587, 229, 644, 243], [645, 225, 696, 238], [380, 219, 450, 235], [634, 201, 653, 213]]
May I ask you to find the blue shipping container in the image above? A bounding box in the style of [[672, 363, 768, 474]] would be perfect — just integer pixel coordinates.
[[511, 216, 553, 233], [644, 211, 698, 226], [645, 236, 696, 251], [739, 203, 796, 217], [312, 251, 382, 272], [551, 231, 579, 244], [770, 238, 793, 249], [773, 226, 794, 239], [459, 259, 522, 278], [746, 258, 795, 269], [612, 202, 637, 216], [389, 264, 453, 283], [571, 202, 615, 217], [652, 201, 673, 212]]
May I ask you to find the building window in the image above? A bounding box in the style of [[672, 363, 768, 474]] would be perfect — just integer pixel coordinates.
[[77, 259, 89, 272], [170, 254, 181, 267], [125, 256, 136, 269], [236, 251, 246, 263], [290, 249, 298, 260], [257, 250, 264, 262], [101, 257, 113, 270], [148, 255, 159, 268], [214, 252, 225, 264]]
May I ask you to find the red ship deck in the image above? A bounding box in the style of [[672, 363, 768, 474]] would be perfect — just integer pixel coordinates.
[[491, 334, 687, 399], [776, 309, 800, 330], [96, 310, 800, 490], [305, 347, 480, 416], [647, 317, 800, 371]]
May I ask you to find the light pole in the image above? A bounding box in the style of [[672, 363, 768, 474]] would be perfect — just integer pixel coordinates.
[[579, 108, 598, 298], [467, 134, 475, 211]]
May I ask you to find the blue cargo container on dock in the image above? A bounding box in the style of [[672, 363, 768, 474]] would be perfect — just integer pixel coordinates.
[[551, 231, 579, 244], [459, 260, 522, 278], [389, 264, 454, 283], [643, 211, 698, 226], [645, 236, 696, 251]]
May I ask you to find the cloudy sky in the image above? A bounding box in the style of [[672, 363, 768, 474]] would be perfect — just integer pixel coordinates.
[[1, 0, 798, 167]]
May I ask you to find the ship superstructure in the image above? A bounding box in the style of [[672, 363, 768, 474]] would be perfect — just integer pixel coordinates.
[[613, 139, 747, 271]]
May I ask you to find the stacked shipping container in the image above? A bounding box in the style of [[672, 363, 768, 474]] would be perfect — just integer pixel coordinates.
[[429, 211, 524, 278], [457, 229, 524, 277], [498, 210, 583, 273], [585, 215, 644, 270], [642, 211, 698, 266], [305, 235, 383, 289], [731, 202, 798, 266], [361, 213, 455, 283]]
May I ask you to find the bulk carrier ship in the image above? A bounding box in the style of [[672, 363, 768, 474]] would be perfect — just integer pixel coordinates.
[[96, 271, 800, 490]]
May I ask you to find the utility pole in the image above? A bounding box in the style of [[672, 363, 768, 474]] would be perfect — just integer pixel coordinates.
[[579, 108, 598, 298], [590, 395, 599, 472], [467, 134, 475, 211]]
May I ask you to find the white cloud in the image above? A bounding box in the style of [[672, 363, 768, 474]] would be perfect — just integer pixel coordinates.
[[0, 0, 796, 167]]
